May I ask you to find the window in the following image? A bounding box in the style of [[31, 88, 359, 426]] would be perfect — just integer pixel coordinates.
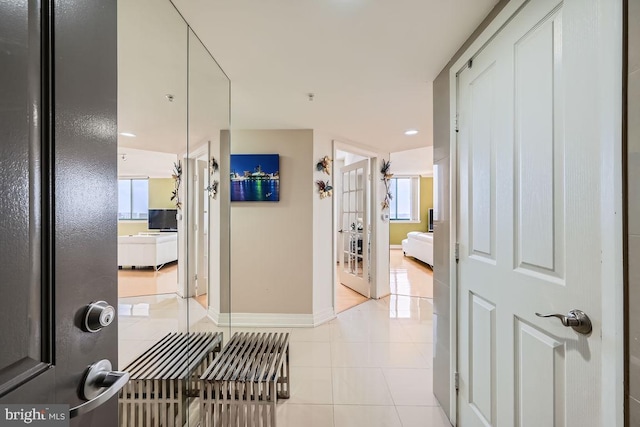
[[118, 179, 149, 220], [389, 176, 420, 222]]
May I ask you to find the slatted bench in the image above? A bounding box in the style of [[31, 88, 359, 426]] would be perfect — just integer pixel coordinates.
[[199, 332, 290, 427], [119, 331, 223, 427]]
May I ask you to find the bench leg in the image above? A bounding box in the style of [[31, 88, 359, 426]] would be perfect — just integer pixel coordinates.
[[277, 345, 290, 399]]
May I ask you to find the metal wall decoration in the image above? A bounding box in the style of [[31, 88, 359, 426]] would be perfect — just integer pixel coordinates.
[[380, 159, 393, 210], [171, 160, 182, 209], [206, 180, 219, 199], [207, 156, 219, 199], [210, 156, 219, 173], [316, 180, 333, 199], [316, 155, 332, 175]]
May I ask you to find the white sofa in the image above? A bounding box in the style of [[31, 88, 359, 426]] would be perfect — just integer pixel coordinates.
[[118, 233, 178, 270], [401, 231, 433, 267]]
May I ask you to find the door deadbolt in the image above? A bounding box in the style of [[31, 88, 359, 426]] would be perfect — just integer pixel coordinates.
[[84, 301, 115, 332]]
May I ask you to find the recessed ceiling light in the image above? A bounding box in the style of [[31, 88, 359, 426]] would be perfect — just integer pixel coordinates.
[[404, 129, 419, 136], [120, 132, 136, 137]]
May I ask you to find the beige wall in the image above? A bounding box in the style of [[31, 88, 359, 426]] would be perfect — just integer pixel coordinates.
[[148, 178, 175, 209], [117, 177, 175, 236], [230, 130, 314, 315], [628, 0, 640, 422], [431, 0, 509, 419], [389, 177, 433, 245]]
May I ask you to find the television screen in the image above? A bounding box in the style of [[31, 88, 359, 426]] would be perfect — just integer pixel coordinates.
[[230, 154, 280, 202], [148, 209, 177, 231]]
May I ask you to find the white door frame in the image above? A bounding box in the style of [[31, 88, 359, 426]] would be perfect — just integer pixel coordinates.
[[180, 142, 208, 298], [446, 0, 624, 425]]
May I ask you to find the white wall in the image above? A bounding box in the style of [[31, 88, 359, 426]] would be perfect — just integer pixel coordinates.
[[312, 134, 336, 324], [389, 146, 433, 176]]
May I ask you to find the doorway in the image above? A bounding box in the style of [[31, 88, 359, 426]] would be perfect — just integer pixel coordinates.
[[334, 149, 372, 312]]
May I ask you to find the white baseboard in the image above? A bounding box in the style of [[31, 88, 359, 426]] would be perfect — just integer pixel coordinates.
[[313, 307, 336, 326], [390, 245, 403, 250], [207, 307, 224, 325], [206, 308, 335, 328]]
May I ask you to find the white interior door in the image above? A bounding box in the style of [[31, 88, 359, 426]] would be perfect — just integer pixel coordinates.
[[456, 0, 616, 425], [339, 159, 370, 297]]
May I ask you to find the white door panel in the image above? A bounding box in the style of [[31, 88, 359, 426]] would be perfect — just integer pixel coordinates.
[[457, 0, 604, 425], [339, 159, 370, 297]]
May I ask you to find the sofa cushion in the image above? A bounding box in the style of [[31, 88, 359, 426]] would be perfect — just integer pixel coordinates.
[[407, 231, 433, 243]]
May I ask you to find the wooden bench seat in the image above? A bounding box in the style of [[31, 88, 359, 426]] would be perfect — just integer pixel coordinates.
[[119, 331, 223, 427], [199, 332, 290, 427]]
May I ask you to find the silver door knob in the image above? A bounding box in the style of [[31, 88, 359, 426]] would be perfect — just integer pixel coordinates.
[[70, 359, 129, 418], [535, 309, 592, 335]]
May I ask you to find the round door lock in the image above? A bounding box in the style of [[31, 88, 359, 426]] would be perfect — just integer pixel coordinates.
[[84, 301, 115, 332]]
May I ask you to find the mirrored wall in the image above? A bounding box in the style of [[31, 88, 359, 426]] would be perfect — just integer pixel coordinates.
[[116, 0, 230, 423]]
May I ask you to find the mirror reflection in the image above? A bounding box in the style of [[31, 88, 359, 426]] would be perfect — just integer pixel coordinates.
[[186, 29, 231, 330], [115, 1, 230, 425], [117, 0, 189, 369]]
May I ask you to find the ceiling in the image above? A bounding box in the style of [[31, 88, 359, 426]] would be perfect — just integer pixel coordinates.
[[117, 147, 177, 178], [170, 0, 499, 153]]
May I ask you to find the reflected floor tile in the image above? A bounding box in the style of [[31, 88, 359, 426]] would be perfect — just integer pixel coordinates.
[[332, 367, 394, 405], [333, 405, 401, 427], [118, 319, 184, 341], [396, 406, 452, 427], [331, 342, 429, 369], [330, 322, 413, 343], [289, 323, 332, 342], [330, 342, 380, 368], [390, 249, 433, 299], [382, 368, 438, 406], [287, 367, 333, 405], [289, 341, 332, 367], [401, 322, 434, 343], [118, 339, 158, 369], [118, 263, 178, 298], [116, 291, 451, 427], [415, 343, 434, 362], [276, 404, 334, 427]]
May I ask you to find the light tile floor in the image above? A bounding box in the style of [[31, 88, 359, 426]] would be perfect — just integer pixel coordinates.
[[118, 293, 450, 426], [117, 248, 445, 426]]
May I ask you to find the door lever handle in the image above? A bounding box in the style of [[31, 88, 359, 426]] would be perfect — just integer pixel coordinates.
[[535, 309, 592, 335], [70, 359, 129, 418]]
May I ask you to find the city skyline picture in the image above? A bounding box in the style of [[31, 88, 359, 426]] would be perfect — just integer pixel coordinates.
[[230, 154, 280, 202]]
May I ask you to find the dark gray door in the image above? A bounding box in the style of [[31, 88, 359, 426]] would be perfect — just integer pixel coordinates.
[[0, 1, 118, 426]]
